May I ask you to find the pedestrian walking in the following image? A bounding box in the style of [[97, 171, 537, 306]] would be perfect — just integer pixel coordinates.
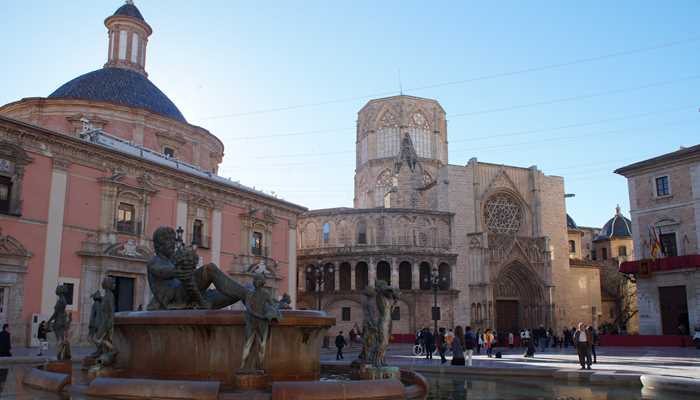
[[451, 326, 466, 365], [437, 327, 447, 364], [574, 323, 592, 370], [464, 326, 476, 367], [484, 329, 495, 358], [335, 331, 347, 360], [422, 328, 435, 360], [445, 328, 455, 348], [0, 324, 11, 357], [538, 325, 547, 352], [587, 325, 598, 364], [37, 321, 48, 356], [508, 332, 514, 349]]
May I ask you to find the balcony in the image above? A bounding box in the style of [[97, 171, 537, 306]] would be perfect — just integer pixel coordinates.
[[620, 254, 700, 274], [115, 220, 141, 236]]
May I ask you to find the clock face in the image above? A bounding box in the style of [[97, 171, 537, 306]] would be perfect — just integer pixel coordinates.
[[412, 113, 426, 126]]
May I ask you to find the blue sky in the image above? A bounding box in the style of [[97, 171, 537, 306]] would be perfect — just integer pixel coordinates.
[[2, 1, 698, 228]]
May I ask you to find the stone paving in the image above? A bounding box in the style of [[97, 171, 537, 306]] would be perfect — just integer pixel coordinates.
[[321, 343, 700, 380]]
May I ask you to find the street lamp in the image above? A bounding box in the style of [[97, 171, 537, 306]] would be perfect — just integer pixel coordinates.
[[424, 267, 446, 334], [306, 262, 334, 310]]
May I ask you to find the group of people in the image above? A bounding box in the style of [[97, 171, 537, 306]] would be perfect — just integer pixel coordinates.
[[416, 326, 480, 366], [334, 324, 363, 360]]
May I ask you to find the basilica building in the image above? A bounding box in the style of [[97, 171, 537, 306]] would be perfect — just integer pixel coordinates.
[[297, 95, 608, 336], [0, 2, 304, 346]]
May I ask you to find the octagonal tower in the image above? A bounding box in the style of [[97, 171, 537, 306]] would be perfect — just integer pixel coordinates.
[[354, 95, 447, 210]]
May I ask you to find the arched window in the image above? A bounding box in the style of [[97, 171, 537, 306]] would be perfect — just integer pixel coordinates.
[[419, 262, 431, 290], [323, 263, 335, 292], [305, 265, 316, 292], [568, 240, 576, 254], [483, 192, 523, 234], [339, 263, 351, 291], [322, 222, 331, 244], [376, 261, 391, 286], [438, 263, 451, 290], [476, 303, 482, 321], [399, 261, 412, 290], [357, 220, 367, 244], [471, 303, 476, 323], [356, 262, 368, 290], [618, 246, 627, 257], [376, 169, 393, 207]]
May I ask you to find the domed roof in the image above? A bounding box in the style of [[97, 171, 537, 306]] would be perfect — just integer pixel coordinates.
[[594, 206, 632, 241], [48, 68, 186, 123], [112, 2, 145, 21], [566, 214, 578, 229]]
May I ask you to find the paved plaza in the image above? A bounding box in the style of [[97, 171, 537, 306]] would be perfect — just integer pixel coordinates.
[[321, 343, 700, 380]]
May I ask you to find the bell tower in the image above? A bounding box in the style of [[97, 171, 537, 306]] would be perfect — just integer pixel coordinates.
[[353, 95, 447, 209], [104, 1, 152, 76]]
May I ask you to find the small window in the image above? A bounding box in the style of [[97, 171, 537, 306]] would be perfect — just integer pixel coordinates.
[[655, 176, 670, 197], [0, 176, 11, 215], [601, 247, 608, 260], [117, 202, 135, 233], [618, 246, 627, 257], [63, 283, 75, 306], [342, 307, 351, 321], [251, 231, 263, 256], [391, 306, 400, 321], [163, 147, 175, 158], [357, 221, 367, 244], [322, 223, 330, 244], [591, 250, 597, 261], [192, 219, 204, 246], [568, 240, 576, 254], [659, 233, 678, 257]]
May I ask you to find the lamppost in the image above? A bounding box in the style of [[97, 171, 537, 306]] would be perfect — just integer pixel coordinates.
[[424, 267, 446, 334], [306, 262, 334, 310]]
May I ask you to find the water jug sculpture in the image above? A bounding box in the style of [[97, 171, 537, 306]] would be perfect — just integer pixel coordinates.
[[147, 226, 248, 310]]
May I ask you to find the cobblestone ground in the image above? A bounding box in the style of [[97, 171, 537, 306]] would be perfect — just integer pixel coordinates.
[[321, 343, 700, 379]]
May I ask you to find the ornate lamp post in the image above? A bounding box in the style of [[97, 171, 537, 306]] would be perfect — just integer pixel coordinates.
[[306, 262, 334, 310], [424, 267, 446, 334]]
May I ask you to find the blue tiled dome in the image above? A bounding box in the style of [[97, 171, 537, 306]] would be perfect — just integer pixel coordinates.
[[112, 3, 145, 21], [49, 68, 186, 123], [567, 214, 578, 229], [594, 206, 632, 241]]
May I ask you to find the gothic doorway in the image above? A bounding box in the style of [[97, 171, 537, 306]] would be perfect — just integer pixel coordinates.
[[494, 262, 548, 331]]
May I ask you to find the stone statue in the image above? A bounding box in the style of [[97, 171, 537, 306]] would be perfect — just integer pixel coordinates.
[[87, 290, 103, 354], [147, 226, 249, 310], [47, 284, 71, 361], [372, 281, 400, 367], [240, 274, 281, 372], [276, 293, 292, 310], [94, 277, 117, 367], [357, 286, 378, 364]]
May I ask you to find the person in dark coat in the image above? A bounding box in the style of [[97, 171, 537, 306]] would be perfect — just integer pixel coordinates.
[[422, 328, 435, 360], [335, 331, 347, 360], [0, 324, 11, 357], [437, 327, 447, 364], [37, 321, 48, 356]]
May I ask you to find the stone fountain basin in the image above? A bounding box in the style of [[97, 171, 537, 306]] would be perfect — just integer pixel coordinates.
[[113, 309, 334, 388]]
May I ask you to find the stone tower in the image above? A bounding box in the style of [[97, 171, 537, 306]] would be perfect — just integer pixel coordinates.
[[354, 95, 447, 210]]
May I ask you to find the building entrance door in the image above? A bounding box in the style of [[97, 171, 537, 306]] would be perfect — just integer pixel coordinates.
[[496, 300, 519, 335], [658, 285, 688, 335], [110, 276, 135, 312]]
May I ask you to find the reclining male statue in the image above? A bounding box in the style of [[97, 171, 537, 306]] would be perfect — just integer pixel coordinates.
[[147, 226, 249, 310]]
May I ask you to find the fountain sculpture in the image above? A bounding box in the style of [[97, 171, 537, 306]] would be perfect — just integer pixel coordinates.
[[22, 225, 427, 399]]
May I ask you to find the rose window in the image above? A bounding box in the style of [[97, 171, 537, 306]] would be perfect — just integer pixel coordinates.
[[484, 193, 522, 234]]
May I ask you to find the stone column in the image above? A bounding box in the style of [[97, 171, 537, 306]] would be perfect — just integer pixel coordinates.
[[368, 257, 376, 288], [288, 222, 297, 307], [350, 263, 356, 291], [176, 196, 188, 236], [334, 263, 340, 292], [390, 257, 399, 288], [41, 158, 70, 316], [412, 262, 420, 290], [211, 209, 222, 266]]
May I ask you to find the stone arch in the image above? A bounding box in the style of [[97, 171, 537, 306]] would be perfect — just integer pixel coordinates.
[[419, 261, 431, 290], [301, 221, 318, 248], [0, 232, 31, 345], [398, 261, 412, 290], [339, 262, 352, 291], [322, 221, 332, 244], [304, 264, 317, 292], [438, 263, 451, 290], [376, 260, 391, 286], [323, 263, 335, 291], [337, 219, 352, 246], [355, 262, 368, 290], [493, 261, 548, 333], [396, 216, 412, 245]]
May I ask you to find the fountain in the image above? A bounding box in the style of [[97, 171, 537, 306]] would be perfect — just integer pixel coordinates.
[[22, 226, 428, 399]]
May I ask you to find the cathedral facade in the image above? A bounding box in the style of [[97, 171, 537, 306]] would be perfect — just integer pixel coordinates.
[[297, 95, 601, 336]]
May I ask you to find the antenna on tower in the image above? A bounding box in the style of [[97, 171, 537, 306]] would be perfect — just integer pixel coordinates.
[[398, 68, 403, 95]]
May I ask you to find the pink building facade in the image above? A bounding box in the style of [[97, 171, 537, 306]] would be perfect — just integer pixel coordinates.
[[0, 2, 305, 346]]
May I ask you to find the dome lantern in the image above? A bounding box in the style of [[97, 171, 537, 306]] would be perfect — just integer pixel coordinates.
[[104, 1, 152, 76]]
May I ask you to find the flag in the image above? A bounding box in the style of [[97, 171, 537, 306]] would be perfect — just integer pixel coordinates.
[[656, 227, 667, 256], [649, 226, 661, 260]]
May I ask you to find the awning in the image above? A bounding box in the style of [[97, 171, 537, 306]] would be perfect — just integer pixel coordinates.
[[620, 254, 700, 274]]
